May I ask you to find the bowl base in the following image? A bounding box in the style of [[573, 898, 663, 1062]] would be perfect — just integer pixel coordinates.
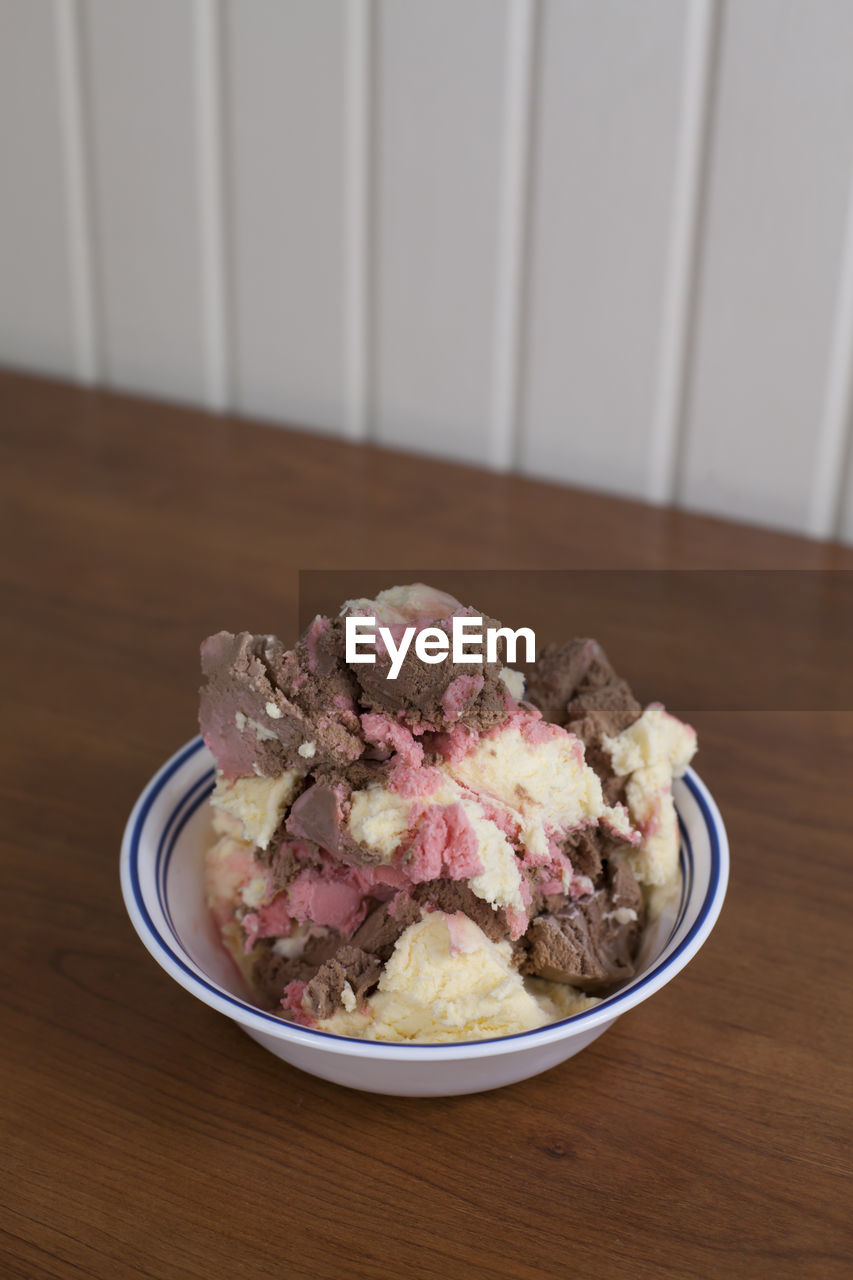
[[241, 1018, 615, 1096]]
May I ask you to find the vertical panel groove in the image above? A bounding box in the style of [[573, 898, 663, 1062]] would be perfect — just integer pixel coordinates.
[[193, 0, 229, 412], [647, 0, 719, 505], [373, 2, 510, 462], [54, 0, 99, 383], [809, 155, 853, 538], [344, 0, 371, 440], [490, 0, 537, 471], [679, 2, 853, 532]]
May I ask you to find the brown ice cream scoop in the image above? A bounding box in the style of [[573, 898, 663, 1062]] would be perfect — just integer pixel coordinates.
[[199, 629, 364, 781], [303, 946, 384, 1020], [348, 605, 515, 732], [520, 862, 645, 992], [524, 638, 616, 725], [251, 930, 344, 1007], [565, 678, 642, 747]]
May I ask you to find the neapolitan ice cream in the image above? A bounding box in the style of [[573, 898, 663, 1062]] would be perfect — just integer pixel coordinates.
[[200, 585, 696, 1042]]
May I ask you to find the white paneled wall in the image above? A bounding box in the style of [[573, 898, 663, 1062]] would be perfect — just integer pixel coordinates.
[[520, 0, 696, 500], [373, 0, 512, 465], [82, 0, 209, 401], [2, 0, 853, 544], [226, 1, 352, 431], [681, 0, 853, 538], [0, 1, 80, 375]]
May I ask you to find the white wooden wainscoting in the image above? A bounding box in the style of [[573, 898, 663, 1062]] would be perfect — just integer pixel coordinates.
[[2, 0, 853, 543]]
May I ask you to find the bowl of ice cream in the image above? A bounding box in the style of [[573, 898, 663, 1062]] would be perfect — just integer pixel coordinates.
[[121, 583, 728, 1096]]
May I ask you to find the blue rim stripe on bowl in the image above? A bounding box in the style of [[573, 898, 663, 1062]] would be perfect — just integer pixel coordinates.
[[127, 736, 721, 1049], [676, 814, 686, 947], [157, 768, 215, 943]]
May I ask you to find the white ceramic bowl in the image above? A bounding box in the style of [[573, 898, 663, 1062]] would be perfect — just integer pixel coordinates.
[[121, 737, 729, 1097]]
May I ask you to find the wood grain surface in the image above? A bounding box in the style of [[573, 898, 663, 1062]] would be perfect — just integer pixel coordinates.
[[1, 370, 851, 1280]]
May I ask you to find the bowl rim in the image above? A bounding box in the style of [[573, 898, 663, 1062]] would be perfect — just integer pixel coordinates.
[[121, 736, 729, 1061]]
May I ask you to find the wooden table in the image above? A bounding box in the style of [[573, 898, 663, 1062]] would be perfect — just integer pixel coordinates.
[[1, 369, 851, 1280]]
